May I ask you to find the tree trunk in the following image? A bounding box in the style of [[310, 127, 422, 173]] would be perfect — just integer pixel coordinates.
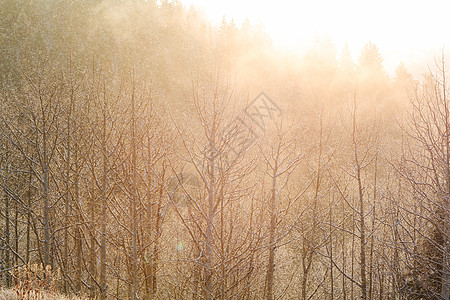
[[131, 80, 139, 300], [74, 144, 82, 294], [205, 139, 216, 300], [265, 163, 277, 300], [3, 186, 11, 287], [100, 87, 108, 300], [355, 140, 367, 300], [43, 129, 50, 268]]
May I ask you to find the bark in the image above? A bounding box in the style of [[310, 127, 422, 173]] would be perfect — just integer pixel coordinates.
[[74, 143, 82, 294], [131, 80, 139, 300], [3, 186, 11, 287], [205, 138, 216, 300], [265, 167, 277, 300], [42, 125, 50, 268], [353, 117, 367, 300], [99, 84, 108, 300]]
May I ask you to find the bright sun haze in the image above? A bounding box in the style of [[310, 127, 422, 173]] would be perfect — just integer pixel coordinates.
[[5, 1, 450, 299], [180, 0, 450, 76]]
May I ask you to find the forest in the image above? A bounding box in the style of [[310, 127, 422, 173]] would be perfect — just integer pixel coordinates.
[[0, 0, 449, 299]]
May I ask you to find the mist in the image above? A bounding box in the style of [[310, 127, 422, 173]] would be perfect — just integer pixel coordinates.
[[1, 1, 449, 299]]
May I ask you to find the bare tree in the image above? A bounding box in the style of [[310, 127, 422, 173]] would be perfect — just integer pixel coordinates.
[[168, 74, 263, 299], [1, 62, 65, 270], [328, 96, 382, 300], [395, 54, 450, 299], [258, 119, 304, 300]]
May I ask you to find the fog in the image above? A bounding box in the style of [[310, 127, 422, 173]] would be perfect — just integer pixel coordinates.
[[1, 1, 450, 299]]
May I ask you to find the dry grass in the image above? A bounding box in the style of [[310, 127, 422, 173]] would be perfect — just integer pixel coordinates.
[[1, 264, 87, 300], [0, 287, 86, 300]]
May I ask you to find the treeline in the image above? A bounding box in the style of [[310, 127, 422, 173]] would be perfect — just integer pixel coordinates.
[[0, 0, 449, 299]]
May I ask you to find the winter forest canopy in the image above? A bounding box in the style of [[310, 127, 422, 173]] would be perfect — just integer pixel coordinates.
[[1, 0, 450, 299]]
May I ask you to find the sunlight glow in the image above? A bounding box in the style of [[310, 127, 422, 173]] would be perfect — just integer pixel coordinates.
[[180, 0, 449, 75]]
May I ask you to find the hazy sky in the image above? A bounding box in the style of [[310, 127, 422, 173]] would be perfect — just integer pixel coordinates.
[[179, 0, 449, 77]]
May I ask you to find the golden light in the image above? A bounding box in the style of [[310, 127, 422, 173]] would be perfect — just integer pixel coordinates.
[[179, 0, 449, 76]]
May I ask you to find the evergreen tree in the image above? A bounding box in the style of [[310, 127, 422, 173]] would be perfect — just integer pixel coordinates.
[[357, 42, 388, 102]]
